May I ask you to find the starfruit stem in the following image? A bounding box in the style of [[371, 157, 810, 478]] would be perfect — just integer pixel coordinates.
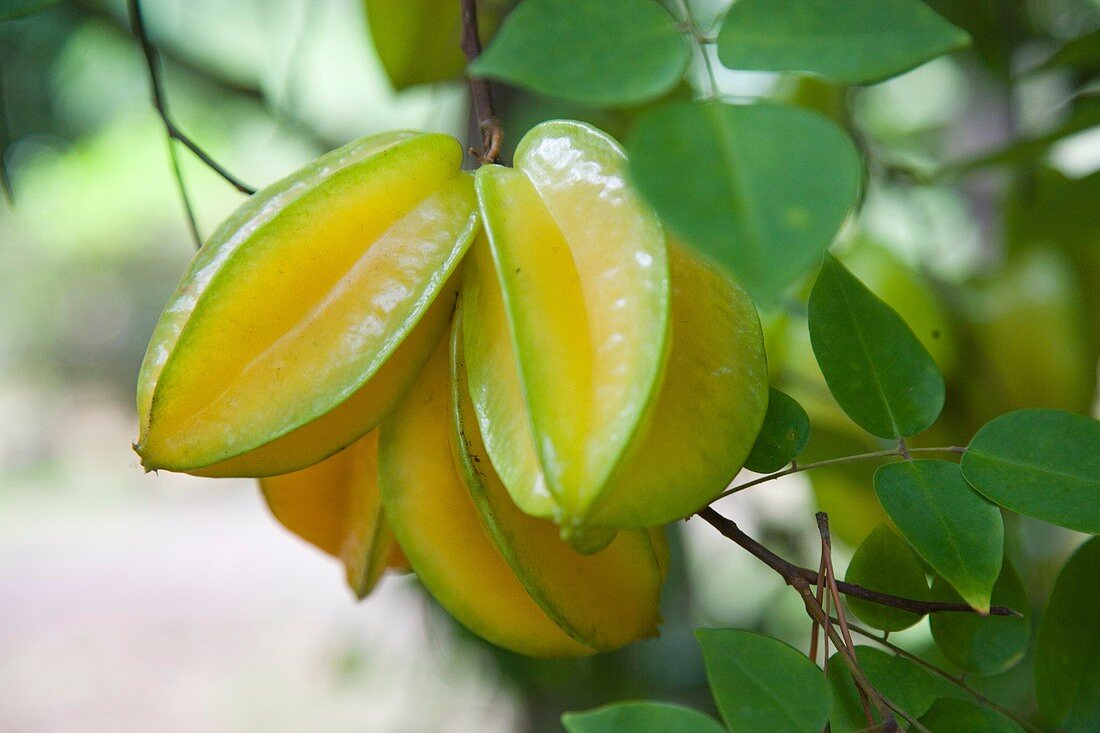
[[459, 0, 503, 165]]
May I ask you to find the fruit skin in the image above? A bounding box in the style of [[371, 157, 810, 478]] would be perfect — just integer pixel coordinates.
[[468, 120, 670, 527], [259, 428, 405, 599], [377, 318, 666, 657], [135, 132, 479, 477]]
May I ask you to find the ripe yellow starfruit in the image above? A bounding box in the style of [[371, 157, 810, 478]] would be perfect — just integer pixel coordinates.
[[135, 131, 479, 477], [377, 321, 666, 656], [463, 120, 768, 536]]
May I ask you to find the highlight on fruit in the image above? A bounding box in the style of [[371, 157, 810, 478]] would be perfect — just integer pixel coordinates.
[[134, 120, 770, 656]]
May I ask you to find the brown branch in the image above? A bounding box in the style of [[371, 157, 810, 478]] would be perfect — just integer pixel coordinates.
[[841, 619, 1043, 733], [459, 0, 502, 164], [128, 0, 256, 196], [696, 507, 1019, 618]]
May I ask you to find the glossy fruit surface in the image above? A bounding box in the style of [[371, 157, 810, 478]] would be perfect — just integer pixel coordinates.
[[467, 120, 670, 526], [378, 327, 666, 656], [136, 132, 478, 477], [259, 428, 405, 598]]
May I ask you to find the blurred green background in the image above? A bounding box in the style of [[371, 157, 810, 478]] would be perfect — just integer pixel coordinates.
[[0, 0, 1097, 731]]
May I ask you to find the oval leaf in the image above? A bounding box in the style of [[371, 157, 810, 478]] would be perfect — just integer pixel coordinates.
[[1035, 537, 1100, 731], [743, 388, 811, 473], [697, 628, 831, 733], [469, 0, 690, 106], [563, 702, 727, 733], [364, 0, 468, 90], [961, 409, 1100, 534], [629, 101, 860, 305], [808, 254, 945, 438], [717, 0, 970, 84], [918, 698, 1026, 733], [828, 646, 936, 732], [874, 460, 1003, 612], [844, 524, 931, 631], [929, 559, 1030, 675]]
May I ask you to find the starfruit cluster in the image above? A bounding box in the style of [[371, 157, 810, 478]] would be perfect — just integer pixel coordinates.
[[135, 121, 769, 657]]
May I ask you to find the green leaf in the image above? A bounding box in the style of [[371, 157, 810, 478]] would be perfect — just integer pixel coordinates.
[[563, 702, 727, 733], [1035, 538, 1100, 731], [0, 0, 60, 21], [743, 388, 811, 473], [697, 628, 831, 733], [469, 0, 690, 107], [918, 697, 1025, 732], [874, 460, 1003, 612], [1036, 28, 1100, 73], [716, 0, 970, 84], [961, 409, 1100, 534], [929, 559, 1030, 675], [844, 524, 931, 631], [628, 102, 860, 305], [807, 254, 945, 438], [828, 646, 936, 731]]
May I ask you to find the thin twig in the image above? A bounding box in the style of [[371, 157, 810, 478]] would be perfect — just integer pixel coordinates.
[[128, 0, 256, 196], [841, 620, 1043, 733], [819, 513, 874, 727], [695, 507, 1019, 618], [0, 44, 13, 204], [166, 133, 201, 246], [459, 0, 502, 164], [719, 446, 967, 499], [674, 0, 719, 99]]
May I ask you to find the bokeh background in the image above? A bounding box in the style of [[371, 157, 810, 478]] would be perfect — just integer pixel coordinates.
[[1, 0, 1098, 731]]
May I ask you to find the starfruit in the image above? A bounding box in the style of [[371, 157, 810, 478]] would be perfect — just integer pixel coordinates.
[[135, 131, 479, 477], [259, 429, 407, 599], [463, 120, 769, 535], [377, 321, 667, 657]]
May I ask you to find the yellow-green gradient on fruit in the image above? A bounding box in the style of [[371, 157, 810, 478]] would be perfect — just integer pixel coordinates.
[[259, 428, 405, 599], [469, 120, 670, 524], [135, 132, 479, 476], [452, 314, 665, 650], [585, 242, 768, 527], [379, 332, 664, 657]]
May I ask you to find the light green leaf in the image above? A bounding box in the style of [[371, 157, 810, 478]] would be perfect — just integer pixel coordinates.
[[961, 409, 1100, 534], [874, 460, 1003, 612], [844, 524, 931, 631], [363, 0, 472, 90], [808, 254, 945, 438], [629, 102, 860, 305], [929, 559, 1030, 675], [469, 0, 690, 106], [716, 0, 969, 84], [743, 388, 810, 473], [828, 646, 936, 731], [563, 702, 727, 733], [697, 628, 831, 733], [1035, 538, 1100, 731], [918, 698, 1025, 732]]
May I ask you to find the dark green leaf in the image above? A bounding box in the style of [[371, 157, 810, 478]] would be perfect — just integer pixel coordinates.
[[743, 388, 811, 473], [563, 702, 727, 733], [844, 524, 931, 631], [930, 559, 1030, 675], [828, 646, 936, 731], [1035, 538, 1100, 731], [1036, 28, 1100, 74], [469, 0, 690, 106], [962, 409, 1100, 534], [918, 697, 1025, 732], [697, 628, 831, 733], [874, 460, 1003, 612], [629, 102, 860, 305], [0, 0, 60, 21], [808, 254, 945, 438], [716, 0, 969, 84]]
